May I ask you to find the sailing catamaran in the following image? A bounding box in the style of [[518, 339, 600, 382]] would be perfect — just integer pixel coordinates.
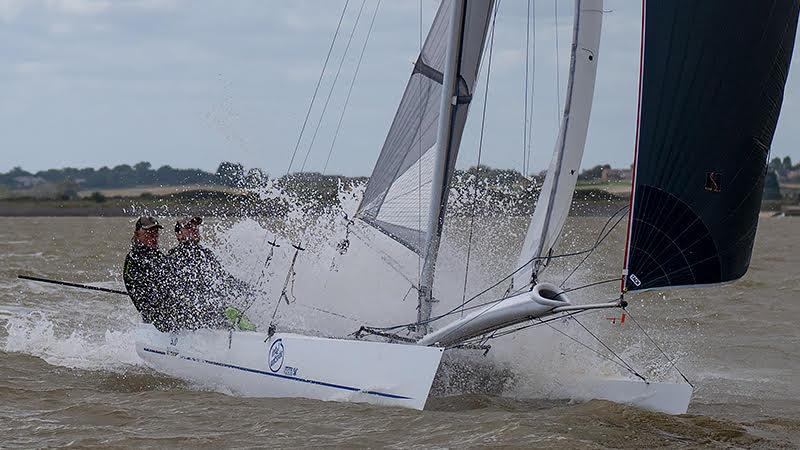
[[133, 0, 799, 414]]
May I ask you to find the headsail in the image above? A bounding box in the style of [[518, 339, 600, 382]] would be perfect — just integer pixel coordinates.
[[356, 1, 452, 253], [356, 1, 494, 257], [514, 0, 603, 288], [623, 0, 800, 292]]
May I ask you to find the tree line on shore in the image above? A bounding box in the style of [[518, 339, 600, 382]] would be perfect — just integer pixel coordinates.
[[0, 160, 623, 191], [1, 158, 791, 205]]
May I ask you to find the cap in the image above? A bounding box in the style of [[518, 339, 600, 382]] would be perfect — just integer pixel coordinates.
[[175, 216, 203, 232], [135, 216, 163, 231]]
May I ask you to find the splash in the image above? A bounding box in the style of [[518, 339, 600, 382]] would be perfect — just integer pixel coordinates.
[[207, 179, 420, 337], [3, 313, 141, 371], [198, 179, 667, 401]]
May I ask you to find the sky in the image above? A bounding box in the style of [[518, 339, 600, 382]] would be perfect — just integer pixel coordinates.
[[2, 0, 800, 176]]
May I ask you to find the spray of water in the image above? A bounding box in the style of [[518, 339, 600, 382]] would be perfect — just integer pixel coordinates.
[[2, 179, 685, 402], [4, 313, 141, 371]]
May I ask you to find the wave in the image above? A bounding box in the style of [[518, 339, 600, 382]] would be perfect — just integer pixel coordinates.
[[3, 313, 141, 372]]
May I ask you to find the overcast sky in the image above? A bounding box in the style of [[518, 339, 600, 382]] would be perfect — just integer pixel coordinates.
[[2, 0, 799, 176]]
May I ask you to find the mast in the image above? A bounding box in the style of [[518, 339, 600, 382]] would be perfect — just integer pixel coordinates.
[[417, 0, 468, 331], [513, 0, 602, 289]]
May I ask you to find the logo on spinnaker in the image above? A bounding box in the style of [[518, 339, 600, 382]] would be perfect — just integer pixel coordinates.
[[268, 339, 284, 373], [629, 273, 642, 287]]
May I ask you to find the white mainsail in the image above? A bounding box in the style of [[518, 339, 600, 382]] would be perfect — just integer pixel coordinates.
[[514, 0, 603, 289]]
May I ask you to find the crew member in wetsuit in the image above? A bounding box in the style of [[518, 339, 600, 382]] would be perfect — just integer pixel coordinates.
[[168, 216, 255, 330], [123, 216, 175, 331]]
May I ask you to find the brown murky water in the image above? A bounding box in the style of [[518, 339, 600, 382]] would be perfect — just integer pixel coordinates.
[[1, 216, 798, 448]]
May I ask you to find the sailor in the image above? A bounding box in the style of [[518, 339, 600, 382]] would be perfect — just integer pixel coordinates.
[[123, 216, 176, 332], [168, 216, 255, 331]]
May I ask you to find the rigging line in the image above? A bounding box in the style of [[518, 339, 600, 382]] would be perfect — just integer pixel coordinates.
[[572, 316, 646, 382], [350, 224, 420, 290], [295, 302, 363, 323], [623, 306, 695, 388], [526, 0, 536, 176], [240, 237, 281, 315], [559, 277, 620, 294], [554, 0, 561, 122], [378, 232, 626, 332], [270, 242, 305, 325], [370, 207, 635, 332], [286, 0, 351, 176], [300, 0, 368, 173], [458, 310, 638, 376], [323, 0, 382, 174], [523, 0, 531, 173], [456, 309, 589, 344], [460, 0, 500, 316], [417, 0, 423, 286], [540, 316, 645, 378], [560, 205, 630, 287]]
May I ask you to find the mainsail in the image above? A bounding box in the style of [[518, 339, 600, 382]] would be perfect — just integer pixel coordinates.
[[356, 1, 494, 256], [514, 0, 603, 288], [623, 0, 800, 292]]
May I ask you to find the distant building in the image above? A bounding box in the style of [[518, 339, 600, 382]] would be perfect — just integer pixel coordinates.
[[599, 167, 632, 182]]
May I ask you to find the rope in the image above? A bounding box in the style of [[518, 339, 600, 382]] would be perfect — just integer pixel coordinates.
[[361, 201, 632, 333], [300, 0, 367, 172], [539, 316, 645, 380], [456, 309, 643, 383], [296, 302, 363, 324], [417, 0, 424, 287], [554, 0, 561, 121], [350, 225, 420, 291], [559, 278, 620, 294], [370, 244, 623, 332], [323, 0, 382, 173], [454, 308, 589, 348], [523, 0, 534, 174], [240, 237, 280, 316], [560, 204, 628, 287], [432, 304, 646, 384], [460, 1, 500, 316], [526, 0, 536, 175], [573, 316, 646, 382], [623, 306, 695, 387], [286, 0, 350, 176], [270, 242, 305, 326]]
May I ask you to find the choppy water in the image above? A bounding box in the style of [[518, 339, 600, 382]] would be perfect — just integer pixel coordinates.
[[1, 215, 799, 448]]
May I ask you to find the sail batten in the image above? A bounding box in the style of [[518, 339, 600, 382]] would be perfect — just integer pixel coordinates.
[[514, 0, 603, 288], [623, 0, 800, 292]]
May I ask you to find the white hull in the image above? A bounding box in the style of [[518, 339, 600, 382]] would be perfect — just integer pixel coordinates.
[[135, 324, 444, 410], [577, 378, 693, 415], [136, 323, 692, 415]]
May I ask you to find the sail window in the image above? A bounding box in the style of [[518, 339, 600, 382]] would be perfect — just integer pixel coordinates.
[[705, 172, 721, 192]]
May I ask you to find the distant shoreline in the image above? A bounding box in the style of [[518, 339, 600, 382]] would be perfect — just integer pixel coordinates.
[[0, 198, 258, 218], [0, 198, 632, 218], [0, 190, 793, 218]]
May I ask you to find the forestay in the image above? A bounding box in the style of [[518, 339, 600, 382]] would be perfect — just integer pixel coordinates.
[[356, 1, 493, 255], [623, 0, 800, 292], [514, 0, 603, 288]]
